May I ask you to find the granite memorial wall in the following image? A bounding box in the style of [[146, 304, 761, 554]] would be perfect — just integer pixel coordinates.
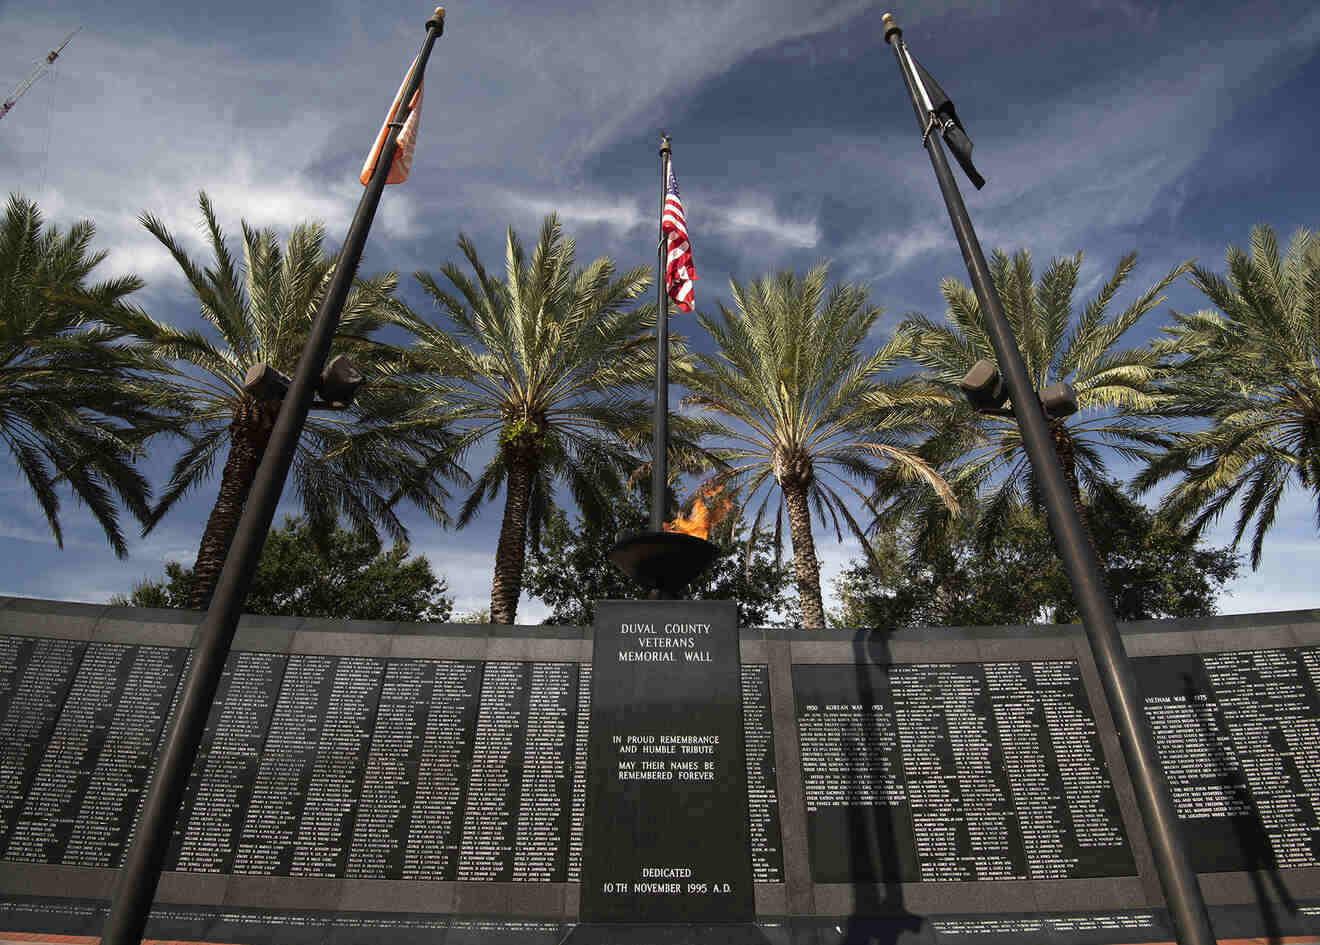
[[0, 595, 1319, 942]]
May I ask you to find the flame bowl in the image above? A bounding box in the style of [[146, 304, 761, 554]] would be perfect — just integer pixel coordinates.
[[608, 530, 720, 599]]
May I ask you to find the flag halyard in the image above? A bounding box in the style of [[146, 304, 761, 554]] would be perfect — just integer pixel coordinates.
[[662, 160, 696, 313], [360, 57, 423, 186]]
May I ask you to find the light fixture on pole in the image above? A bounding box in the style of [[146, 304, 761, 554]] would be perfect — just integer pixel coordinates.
[[959, 359, 1077, 418], [242, 354, 363, 409]]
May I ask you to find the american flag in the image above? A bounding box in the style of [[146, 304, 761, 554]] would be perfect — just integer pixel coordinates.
[[661, 160, 696, 313]]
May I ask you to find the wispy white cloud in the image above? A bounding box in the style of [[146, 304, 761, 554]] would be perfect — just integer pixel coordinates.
[[492, 187, 821, 254], [839, 221, 951, 285], [0, 518, 70, 550], [494, 189, 647, 233], [814, 536, 861, 625], [707, 195, 821, 249], [411, 541, 552, 624], [560, 0, 882, 165], [1137, 474, 1319, 614], [0, 19, 428, 303], [972, 7, 1320, 256], [0, 528, 199, 605], [814, 5, 1320, 290]]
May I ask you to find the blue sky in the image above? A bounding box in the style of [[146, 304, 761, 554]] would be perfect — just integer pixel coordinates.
[[2, 0, 1318, 623]]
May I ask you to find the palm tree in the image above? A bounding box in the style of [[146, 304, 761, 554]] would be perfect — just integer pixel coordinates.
[[0, 194, 172, 557], [389, 214, 674, 625], [678, 264, 958, 629], [108, 192, 463, 608], [877, 248, 1190, 556], [1134, 225, 1320, 569]]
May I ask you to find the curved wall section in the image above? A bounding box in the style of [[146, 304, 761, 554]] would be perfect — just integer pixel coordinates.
[[0, 595, 1318, 938]]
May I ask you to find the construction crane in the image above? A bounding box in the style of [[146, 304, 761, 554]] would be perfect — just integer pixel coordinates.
[[1, 27, 81, 122]]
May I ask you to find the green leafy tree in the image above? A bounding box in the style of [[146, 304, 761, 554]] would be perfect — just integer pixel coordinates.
[[522, 489, 799, 627], [105, 192, 463, 608], [879, 249, 1190, 556], [679, 264, 957, 628], [112, 516, 453, 622], [0, 194, 176, 556], [1136, 225, 1320, 568], [391, 214, 705, 625], [834, 489, 1238, 628]]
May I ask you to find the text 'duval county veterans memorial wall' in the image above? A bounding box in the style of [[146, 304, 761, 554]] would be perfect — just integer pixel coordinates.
[[0, 596, 1319, 943]]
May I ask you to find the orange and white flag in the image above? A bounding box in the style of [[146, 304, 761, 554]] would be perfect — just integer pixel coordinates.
[[360, 58, 423, 186]]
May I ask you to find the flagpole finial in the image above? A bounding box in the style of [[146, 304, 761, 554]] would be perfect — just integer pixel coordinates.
[[427, 7, 445, 32], [882, 12, 902, 44], [660, 132, 672, 154]]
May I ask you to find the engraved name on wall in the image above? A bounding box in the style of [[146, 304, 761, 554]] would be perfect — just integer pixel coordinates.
[[0, 636, 779, 883], [793, 661, 1134, 883], [6, 632, 1320, 885], [1134, 647, 1320, 871]]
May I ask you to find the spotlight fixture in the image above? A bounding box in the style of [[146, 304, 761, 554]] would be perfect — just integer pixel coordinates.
[[317, 354, 364, 408], [242, 363, 291, 401], [959, 358, 1007, 411], [241, 355, 363, 409], [959, 360, 1077, 419], [1039, 380, 1078, 418]]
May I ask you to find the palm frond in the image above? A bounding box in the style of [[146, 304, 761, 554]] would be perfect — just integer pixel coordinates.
[[885, 244, 1188, 551], [1138, 224, 1320, 568]]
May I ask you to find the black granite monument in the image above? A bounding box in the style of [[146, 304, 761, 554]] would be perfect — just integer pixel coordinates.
[[7, 598, 1320, 943], [571, 599, 763, 943]]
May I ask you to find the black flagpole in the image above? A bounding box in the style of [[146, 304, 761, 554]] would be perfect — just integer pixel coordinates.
[[881, 12, 1215, 945], [98, 9, 446, 944], [605, 134, 716, 599], [652, 133, 672, 534]]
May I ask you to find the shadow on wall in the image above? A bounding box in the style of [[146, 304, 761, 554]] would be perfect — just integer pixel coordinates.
[[1181, 671, 1297, 944], [833, 630, 925, 945]]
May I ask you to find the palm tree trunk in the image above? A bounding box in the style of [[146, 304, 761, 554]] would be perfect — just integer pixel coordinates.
[[491, 456, 534, 625], [1049, 422, 1101, 564], [189, 399, 279, 610], [783, 483, 826, 628]]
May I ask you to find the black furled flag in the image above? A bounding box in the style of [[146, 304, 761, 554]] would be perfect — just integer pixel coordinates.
[[904, 49, 985, 189]]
